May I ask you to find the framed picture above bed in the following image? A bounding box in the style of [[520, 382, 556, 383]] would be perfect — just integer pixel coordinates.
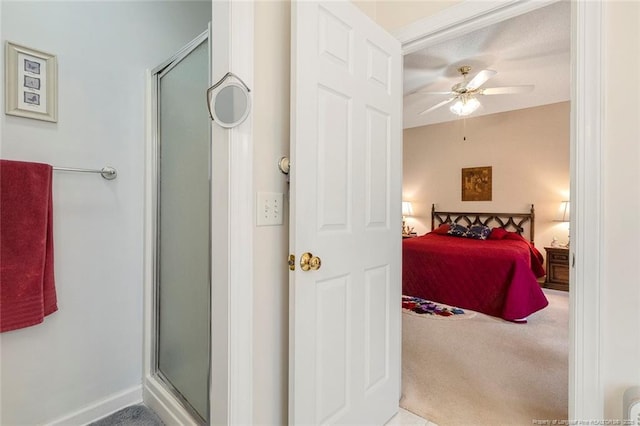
[[462, 166, 492, 201]]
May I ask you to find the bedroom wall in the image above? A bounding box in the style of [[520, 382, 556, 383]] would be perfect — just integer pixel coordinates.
[[402, 102, 570, 250], [0, 2, 210, 424]]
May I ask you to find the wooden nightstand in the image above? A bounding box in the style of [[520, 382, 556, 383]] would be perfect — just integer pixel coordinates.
[[544, 246, 570, 291]]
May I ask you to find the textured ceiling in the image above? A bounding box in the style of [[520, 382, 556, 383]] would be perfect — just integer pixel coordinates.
[[403, 1, 571, 129]]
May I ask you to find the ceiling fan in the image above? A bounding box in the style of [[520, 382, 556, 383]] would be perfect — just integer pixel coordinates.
[[415, 65, 534, 116]]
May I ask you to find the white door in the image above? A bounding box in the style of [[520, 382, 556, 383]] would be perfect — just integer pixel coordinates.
[[290, 1, 402, 424]]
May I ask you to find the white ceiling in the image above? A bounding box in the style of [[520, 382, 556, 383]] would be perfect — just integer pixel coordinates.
[[403, 1, 571, 129]]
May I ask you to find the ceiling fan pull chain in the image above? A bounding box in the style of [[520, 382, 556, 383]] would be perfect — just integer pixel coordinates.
[[463, 116, 467, 142]]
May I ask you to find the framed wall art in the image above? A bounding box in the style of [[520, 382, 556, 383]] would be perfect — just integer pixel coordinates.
[[462, 166, 492, 201], [5, 41, 58, 122]]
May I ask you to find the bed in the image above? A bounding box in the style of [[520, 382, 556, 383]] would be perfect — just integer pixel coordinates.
[[402, 204, 548, 322]]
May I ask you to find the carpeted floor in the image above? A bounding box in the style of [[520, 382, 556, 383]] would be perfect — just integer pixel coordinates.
[[89, 404, 164, 426], [400, 289, 569, 426]]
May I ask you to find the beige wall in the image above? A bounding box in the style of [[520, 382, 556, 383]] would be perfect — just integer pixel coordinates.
[[601, 0, 640, 420], [403, 102, 570, 251], [354, 0, 461, 31], [252, 1, 291, 425]]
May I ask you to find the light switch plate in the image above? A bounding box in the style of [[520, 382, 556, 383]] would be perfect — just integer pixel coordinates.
[[256, 192, 283, 226]]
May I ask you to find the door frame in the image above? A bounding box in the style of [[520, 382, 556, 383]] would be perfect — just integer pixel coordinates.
[[391, 0, 603, 420], [209, 1, 255, 425], [216, 0, 603, 424]]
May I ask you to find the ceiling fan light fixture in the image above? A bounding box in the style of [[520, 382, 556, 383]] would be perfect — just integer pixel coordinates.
[[450, 96, 480, 116]]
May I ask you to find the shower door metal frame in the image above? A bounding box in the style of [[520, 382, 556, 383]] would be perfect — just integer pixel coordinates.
[[150, 28, 211, 425]]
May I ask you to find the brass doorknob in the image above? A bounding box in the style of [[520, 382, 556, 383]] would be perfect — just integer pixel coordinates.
[[300, 252, 322, 271]]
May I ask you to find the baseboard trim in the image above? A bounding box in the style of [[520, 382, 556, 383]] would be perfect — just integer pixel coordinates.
[[45, 385, 142, 426], [143, 376, 198, 426]]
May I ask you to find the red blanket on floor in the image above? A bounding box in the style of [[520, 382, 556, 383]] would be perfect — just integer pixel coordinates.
[[402, 232, 547, 322]]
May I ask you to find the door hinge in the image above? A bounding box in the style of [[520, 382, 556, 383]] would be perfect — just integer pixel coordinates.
[[288, 254, 295, 271]]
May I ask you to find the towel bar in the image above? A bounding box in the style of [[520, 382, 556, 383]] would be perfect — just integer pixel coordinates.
[[53, 166, 117, 180]]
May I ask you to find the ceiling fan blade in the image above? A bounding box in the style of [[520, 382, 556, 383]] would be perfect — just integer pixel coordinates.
[[418, 97, 456, 115], [465, 69, 497, 90], [406, 90, 453, 97], [480, 85, 535, 95]]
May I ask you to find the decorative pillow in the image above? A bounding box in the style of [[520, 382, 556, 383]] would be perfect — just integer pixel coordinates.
[[431, 223, 450, 235], [488, 227, 508, 240], [447, 223, 469, 237], [466, 224, 491, 240]]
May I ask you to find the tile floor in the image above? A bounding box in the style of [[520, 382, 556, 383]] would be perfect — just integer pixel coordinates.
[[93, 404, 433, 425]]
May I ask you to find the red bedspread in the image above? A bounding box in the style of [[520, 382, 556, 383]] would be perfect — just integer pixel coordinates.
[[402, 233, 548, 322]]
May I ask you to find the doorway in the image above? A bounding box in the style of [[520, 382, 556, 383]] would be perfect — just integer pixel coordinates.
[[399, 2, 570, 422], [392, 0, 604, 420], [150, 29, 211, 424]]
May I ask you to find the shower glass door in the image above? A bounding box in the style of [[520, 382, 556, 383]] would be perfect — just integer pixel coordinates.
[[153, 30, 210, 423]]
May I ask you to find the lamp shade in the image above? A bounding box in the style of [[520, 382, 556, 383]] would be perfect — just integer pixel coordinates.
[[555, 200, 570, 222], [402, 201, 414, 216]]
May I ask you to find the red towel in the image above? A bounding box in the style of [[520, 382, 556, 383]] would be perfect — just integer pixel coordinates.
[[0, 159, 57, 332]]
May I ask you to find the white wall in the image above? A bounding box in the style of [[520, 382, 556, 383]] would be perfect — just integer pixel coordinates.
[[403, 102, 570, 250], [601, 0, 640, 419], [0, 2, 210, 424]]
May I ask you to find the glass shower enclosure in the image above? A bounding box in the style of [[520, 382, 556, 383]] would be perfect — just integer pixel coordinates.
[[150, 29, 211, 424]]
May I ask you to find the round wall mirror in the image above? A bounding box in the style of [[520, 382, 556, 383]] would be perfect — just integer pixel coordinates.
[[207, 80, 251, 128]]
